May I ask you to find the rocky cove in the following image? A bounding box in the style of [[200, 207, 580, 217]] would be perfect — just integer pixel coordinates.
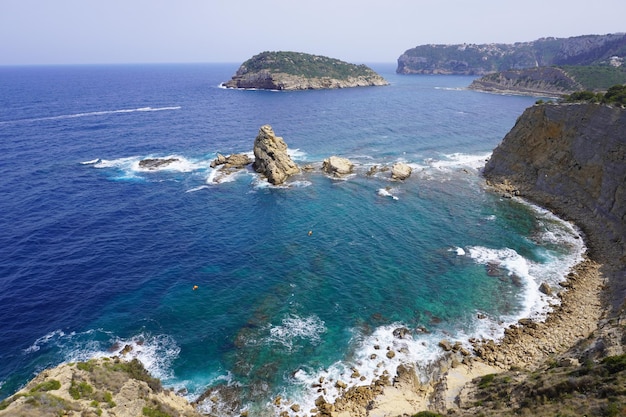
[[2, 102, 625, 416]]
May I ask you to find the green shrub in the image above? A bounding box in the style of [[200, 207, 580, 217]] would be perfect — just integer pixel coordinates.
[[602, 354, 626, 374], [479, 373, 497, 389], [30, 379, 61, 392], [69, 380, 94, 400], [77, 360, 96, 372], [107, 359, 162, 392], [142, 406, 173, 417]]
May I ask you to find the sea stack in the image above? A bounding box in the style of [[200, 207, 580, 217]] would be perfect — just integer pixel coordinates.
[[252, 125, 299, 185]]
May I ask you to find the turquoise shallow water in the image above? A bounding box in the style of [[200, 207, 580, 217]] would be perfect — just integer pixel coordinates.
[[0, 64, 584, 415]]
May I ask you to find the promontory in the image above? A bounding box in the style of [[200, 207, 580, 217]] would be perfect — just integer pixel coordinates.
[[222, 51, 389, 90]]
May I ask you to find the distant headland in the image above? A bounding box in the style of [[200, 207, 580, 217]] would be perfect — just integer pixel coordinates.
[[222, 51, 389, 90], [397, 33, 626, 96]]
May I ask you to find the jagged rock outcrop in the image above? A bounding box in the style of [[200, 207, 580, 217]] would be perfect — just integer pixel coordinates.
[[252, 125, 299, 185], [391, 162, 412, 180], [322, 156, 354, 177], [0, 358, 201, 417], [223, 51, 388, 90], [483, 102, 626, 309], [397, 33, 626, 75]]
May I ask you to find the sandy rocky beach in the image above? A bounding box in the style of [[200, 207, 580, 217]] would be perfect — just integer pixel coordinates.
[[306, 186, 610, 417]]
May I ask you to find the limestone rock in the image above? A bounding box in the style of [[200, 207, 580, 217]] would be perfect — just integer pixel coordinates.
[[322, 156, 353, 177], [210, 153, 252, 169], [252, 125, 299, 185], [539, 282, 553, 296], [438, 339, 453, 351], [391, 162, 412, 180]]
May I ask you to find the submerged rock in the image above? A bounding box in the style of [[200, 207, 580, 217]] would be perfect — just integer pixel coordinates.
[[252, 125, 299, 185]]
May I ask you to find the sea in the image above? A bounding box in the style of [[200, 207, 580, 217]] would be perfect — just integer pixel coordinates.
[[0, 63, 585, 415]]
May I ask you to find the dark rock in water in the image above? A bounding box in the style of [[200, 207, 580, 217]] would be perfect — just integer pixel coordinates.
[[138, 157, 179, 170], [393, 327, 411, 339], [252, 125, 299, 185]]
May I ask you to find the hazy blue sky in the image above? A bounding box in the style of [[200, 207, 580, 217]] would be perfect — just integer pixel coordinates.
[[1, 0, 624, 65]]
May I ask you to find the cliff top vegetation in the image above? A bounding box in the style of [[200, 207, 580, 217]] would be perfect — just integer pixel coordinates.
[[563, 84, 626, 106]]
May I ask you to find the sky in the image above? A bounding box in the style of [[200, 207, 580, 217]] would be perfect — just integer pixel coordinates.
[[1, 0, 624, 65]]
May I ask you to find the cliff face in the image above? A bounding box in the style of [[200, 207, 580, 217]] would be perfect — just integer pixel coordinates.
[[483, 103, 626, 308]]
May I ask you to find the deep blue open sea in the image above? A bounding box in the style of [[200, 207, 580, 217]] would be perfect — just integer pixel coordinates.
[[0, 64, 585, 415]]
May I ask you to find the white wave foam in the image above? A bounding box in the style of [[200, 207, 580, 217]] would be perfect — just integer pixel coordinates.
[[426, 152, 491, 171], [267, 314, 326, 351], [91, 155, 213, 180], [186, 185, 210, 193], [467, 246, 538, 318], [0, 106, 181, 125], [100, 334, 181, 381], [80, 158, 101, 165], [23, 329, 67, 354], [23, 329, 180, 382], [377, 188, 399, 200], [448, 246, 466, 256], [288, 148, 308, 161], [282, 324, 451, 416]]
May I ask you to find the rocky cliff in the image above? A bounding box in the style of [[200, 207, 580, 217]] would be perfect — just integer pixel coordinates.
[[397, 33, 626, 75], [483, 102, 626, 309], [223, 51, 388, 90], [0, 358, 201, 417]]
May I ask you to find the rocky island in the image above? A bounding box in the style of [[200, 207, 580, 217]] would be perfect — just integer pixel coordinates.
[[222, 51, 388, 90]]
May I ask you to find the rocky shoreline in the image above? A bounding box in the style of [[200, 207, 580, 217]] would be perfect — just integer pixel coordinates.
[[308, 194, 609, 417]]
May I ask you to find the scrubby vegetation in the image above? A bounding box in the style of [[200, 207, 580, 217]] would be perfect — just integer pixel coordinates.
[[240, 51, 378, 79], [458, 354, 626, 416], [564, 84, 626, 106], [0, 358, 198, 417]]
